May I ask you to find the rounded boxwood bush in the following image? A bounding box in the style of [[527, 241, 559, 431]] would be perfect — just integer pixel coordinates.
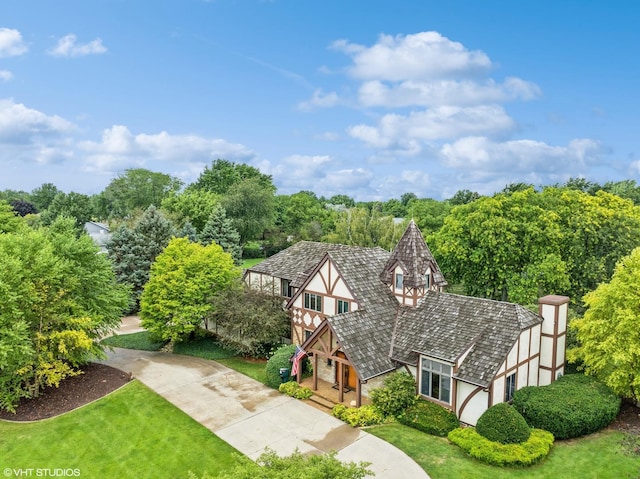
[[476, 402, 531, 444], [370, 372, 417, 418], [265, 344, 297, 389], [512, 374, 620, 439], [448, 427, 554, 467], [398, 399, 460, 437], [279, 381, 313, 399]]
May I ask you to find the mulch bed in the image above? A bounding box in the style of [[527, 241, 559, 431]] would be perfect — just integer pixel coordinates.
[[0, 363, 131, 421]]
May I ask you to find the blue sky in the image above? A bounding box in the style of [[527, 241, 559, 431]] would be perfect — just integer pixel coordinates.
[[1, 1, 638, 201]]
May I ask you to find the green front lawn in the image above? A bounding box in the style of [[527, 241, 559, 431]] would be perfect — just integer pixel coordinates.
[[102, 330, 164, 351], [368, 423, 639, 479], [0, 381, 245, 478], [241, 258, 264, 268]]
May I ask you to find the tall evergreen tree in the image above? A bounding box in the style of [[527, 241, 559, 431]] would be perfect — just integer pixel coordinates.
[[107, 205, 175, 310], [179, 220, 198, 242], [200, 205, 242, 265]]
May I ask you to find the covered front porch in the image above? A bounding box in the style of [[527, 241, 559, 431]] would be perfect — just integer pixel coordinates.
[[297, 322, 365, 407]]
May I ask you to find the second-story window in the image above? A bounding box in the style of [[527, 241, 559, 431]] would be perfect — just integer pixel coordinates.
[[337, 299, 349, 314], [304, 292, 322, 312], [395, 272, 404, 289], [281, 279, 293, 298]]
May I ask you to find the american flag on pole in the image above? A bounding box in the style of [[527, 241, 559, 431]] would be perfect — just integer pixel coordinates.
[[291, 346, 307, 377]]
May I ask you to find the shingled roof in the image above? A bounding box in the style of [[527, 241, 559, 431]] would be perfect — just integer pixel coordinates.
[[319, 247, 400, 380], [244, 241, 351, 284], [379, 220, 447, 288], [390, 290, 542, 387]]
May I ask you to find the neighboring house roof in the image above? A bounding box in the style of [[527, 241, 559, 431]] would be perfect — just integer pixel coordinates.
[[84, 221, 111, 250], [390, 291, 542, 387], [379, 220, 447, 288]]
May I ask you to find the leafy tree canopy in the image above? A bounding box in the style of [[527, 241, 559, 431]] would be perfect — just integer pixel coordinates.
[[569, 247, 640, 401], [98, 168, 183, 219], [161, 189, 220, 232], [200, 205, 242, 265], [325, 207, 406, 250], [0, 200, 25, 234], [40, 191, 94, 232], [140, 237, 240, 342], [30, 183, 60, 211], [222, 178, 275, 244], [10, 199, 38, 216], [188, 159, 275, 195], [0, 217, 129, 411]]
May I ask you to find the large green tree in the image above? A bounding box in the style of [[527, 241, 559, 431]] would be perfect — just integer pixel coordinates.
[[0, 217, 129, 411], [0, 200, 24, 233], [98, 168, 183, 219], [140, 237, 239, 342], [568, 247, 640, 401], [433, 188, 568, 303], [189, 159, 275, 195], [161, 189, 220, 232], [30, 183, 60, 211], [41, 191, 94, 232], [222, 178, 275, 244], [326, 207, 406, 250]]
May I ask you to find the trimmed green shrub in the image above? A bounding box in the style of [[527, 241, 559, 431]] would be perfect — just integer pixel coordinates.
[[448, 427, 554, 467], [370, 372, 417, 418], [332, 404, 385, 427], [397, 399, 460, 437], [476, 402, 531, 444], [279, 381, 313, 399], [512, 374, 620, 439], [265, 344, 296, 389]]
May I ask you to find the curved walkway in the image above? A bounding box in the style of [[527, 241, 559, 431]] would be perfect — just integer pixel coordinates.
[[102, 328, 429, 478]]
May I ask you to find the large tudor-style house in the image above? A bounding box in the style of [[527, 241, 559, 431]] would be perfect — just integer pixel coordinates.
[[243, 221, 568, 425]]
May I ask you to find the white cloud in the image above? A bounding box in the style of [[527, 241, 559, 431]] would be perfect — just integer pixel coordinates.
[[358, 77, 541, 108], [0, 98, 76, 144], [0, 70, 12, 81], [333, 32, 492, 81], [297, 89, 340, 111], [78, 125, 255, 176], [0, 28, 28, 57], [48, 34, 107, 57], [440, 136, 602, 177], [348, 105, 515, 150]]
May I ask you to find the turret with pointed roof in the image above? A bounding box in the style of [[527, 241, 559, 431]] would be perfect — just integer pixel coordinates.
[[379, 220, 447, 305]]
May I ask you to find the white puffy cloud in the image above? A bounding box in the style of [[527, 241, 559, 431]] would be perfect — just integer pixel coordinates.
[[78, 125, 255, 177], [358, 77, 541, 108], [332, 32, 492, 81], [348, 105, 515, 150], [0, 28, 28, 57], [0, 98, 75, 143], [440, 136, 602, 182], [297, 89, 340, 111], [0, 70, 12, 81], [48, 34, 107, 57]]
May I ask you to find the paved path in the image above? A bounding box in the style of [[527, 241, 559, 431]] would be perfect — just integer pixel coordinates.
[[103, 322, 429, 478]]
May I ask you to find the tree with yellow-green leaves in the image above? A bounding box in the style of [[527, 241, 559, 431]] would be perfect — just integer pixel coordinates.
[[140, 237, 240, 342], [569, 247, 640, 401], [0, 217, 130, 412]]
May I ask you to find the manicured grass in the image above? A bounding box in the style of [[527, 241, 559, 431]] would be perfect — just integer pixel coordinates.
[[218, 357, 268, 384], [368, 423, 640, 479], [101, 330, 164, 351], [241, 257, 264, 268], [0, 381, 247, 478]]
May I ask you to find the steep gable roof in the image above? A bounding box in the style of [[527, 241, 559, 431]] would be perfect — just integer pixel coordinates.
[[244, 241, 347, 283], [379, 220, 447, 288], [390, 290, 542, 387]]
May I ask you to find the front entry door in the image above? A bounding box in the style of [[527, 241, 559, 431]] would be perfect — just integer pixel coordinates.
[[336, 352, 357, 390]]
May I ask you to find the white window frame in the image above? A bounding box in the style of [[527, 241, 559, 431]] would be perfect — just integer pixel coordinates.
[[281, 279, 293, 298], [395, 272, 404, 289], [420, 357, 452, 404]]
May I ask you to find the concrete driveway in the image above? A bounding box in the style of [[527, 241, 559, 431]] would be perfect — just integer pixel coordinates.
[[103, 347, 429, 478]]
